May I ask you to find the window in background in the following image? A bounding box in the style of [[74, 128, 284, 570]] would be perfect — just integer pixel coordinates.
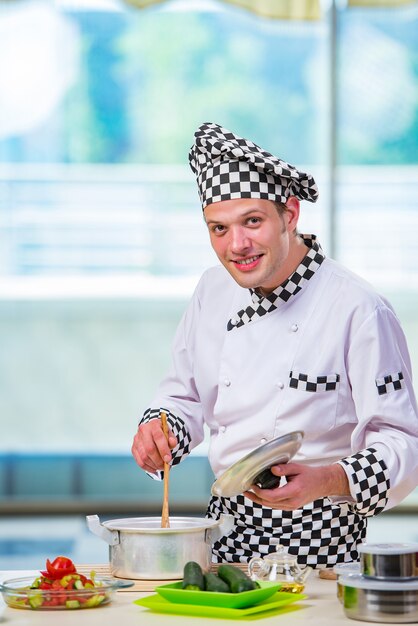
[[335, 5, 418, 390], [0, 0, 328, 279], [337, 6, 418, 283], [0, 0, 416, 510], [0, 0, 328, 454]]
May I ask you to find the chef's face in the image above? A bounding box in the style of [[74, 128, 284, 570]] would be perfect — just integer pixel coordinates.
[[204, 197, 302, 295]]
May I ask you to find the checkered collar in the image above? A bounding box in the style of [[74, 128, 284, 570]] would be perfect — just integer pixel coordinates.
[[227, 234, 325, 331]]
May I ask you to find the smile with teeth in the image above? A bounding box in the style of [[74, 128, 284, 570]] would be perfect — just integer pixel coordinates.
[[236, 256, 259, 265], [233, 255, 262, 269]]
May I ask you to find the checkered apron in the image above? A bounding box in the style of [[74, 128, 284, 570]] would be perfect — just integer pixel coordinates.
[[207, 493, 367, 567]]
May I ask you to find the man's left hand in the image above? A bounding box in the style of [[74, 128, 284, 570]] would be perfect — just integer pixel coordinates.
[[243, 462, 350, 510]]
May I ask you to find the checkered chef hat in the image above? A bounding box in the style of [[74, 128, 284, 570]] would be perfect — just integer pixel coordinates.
[[189, 122, 318, 209]]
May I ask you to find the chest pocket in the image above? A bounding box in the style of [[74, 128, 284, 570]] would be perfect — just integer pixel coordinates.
[[286, 370, 340, 437], [289, 371, 340, 392]]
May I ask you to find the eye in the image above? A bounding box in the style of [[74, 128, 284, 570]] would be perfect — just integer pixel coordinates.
[[247, 216, 261, 225], [211, 224, 226, 234]]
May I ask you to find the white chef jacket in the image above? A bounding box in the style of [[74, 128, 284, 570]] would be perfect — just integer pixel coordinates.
[[140, 235, 418, 565]]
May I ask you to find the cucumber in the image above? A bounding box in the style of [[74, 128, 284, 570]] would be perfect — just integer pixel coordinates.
[[28, 594, 43, 609], [84, 594, 105, 608], [217, 564, 257, 593], [204, 572, 230, 593], [65, 600, 81, 609], [182, 561, 205, 591]]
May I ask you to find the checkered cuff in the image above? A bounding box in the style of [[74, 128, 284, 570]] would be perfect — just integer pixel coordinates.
[[140, 408, 192, 468], [339, 447, 390, 517]]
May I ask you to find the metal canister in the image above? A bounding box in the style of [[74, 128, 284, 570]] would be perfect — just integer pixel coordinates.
[[340, 574, 418, 623], [359, 543, 418, 580]]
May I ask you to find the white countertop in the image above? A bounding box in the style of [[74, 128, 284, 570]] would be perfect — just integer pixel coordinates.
[[0, 570, 369, 625]]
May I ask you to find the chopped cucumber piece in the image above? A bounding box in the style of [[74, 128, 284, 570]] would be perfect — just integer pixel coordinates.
[[65, 599, 81, 609], [28, 595, 43, 609], [84, 594, 105, 608]]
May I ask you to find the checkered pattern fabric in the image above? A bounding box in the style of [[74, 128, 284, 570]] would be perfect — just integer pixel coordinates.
[[207, 494, 367, 568], [227, 234, 324, 331], [189, 122, 319, 209], [139, 408, 191, 469], [375, 372, 405, 396], [139, 411, 390, 565], [339, 448, 390, 516], [290, 372, 340, 392]]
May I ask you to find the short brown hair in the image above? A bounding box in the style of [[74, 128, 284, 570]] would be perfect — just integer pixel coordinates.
[[273, 201, 288, 216], [273, 201, 299, 236]]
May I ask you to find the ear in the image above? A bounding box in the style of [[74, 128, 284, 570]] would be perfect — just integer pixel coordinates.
[[284, 195, 300, 232]]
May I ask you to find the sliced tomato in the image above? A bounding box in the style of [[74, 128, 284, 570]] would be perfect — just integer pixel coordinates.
[[39, 581, 53, 590], [44, 556, 76, 579], [43, 596, 61, 607], [51, 556, 75, 570]]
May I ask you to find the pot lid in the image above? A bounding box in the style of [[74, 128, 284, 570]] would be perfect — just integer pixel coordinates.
[[102, 516, 221, 533], [359, 542, 418, 555], [211, 430, 303, 498]]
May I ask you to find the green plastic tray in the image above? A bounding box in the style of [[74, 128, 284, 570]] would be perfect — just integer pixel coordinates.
[[134, 589, 307, 619], [155, 580, 281, 609]]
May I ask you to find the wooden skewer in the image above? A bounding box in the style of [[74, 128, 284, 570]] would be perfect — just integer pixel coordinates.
[[160, 411, 170, 528]]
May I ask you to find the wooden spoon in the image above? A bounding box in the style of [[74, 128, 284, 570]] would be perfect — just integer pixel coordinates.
[[160, 411, 170, 528]]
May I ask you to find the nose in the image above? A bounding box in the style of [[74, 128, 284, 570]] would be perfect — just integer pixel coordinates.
[[229, 226, 251, 254]]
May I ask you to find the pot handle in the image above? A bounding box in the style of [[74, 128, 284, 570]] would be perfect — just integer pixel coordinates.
[[208, 513, 234, 544], [86, 515, 120, 546]]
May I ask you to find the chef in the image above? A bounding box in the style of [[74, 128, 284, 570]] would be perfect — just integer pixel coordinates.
[[132, 122, 418, 568]]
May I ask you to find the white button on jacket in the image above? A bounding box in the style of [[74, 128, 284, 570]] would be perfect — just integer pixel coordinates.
[[149, 258, 418, 510]]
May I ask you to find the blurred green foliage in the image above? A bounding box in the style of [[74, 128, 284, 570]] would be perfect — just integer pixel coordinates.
[[0, 5, 416, 165]]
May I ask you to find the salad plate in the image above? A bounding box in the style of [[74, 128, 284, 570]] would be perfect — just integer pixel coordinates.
[[0, 575, 133, 610]]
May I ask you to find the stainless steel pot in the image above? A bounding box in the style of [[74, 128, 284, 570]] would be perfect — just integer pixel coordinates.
[[359, 543, 418, 580], [86, 514, 234, 580], [339, 574, 418, 623]]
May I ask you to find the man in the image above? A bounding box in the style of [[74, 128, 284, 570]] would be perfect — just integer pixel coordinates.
[[132, 122, 418, 568]]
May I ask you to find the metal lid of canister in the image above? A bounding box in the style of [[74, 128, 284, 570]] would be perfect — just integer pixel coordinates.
[[333, 562, 361, 576], [339, 573, 418, 590], [358, 543, 418, 556]]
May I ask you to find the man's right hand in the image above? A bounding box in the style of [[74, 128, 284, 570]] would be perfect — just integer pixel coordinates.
[[131, 419, 178, 474]]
